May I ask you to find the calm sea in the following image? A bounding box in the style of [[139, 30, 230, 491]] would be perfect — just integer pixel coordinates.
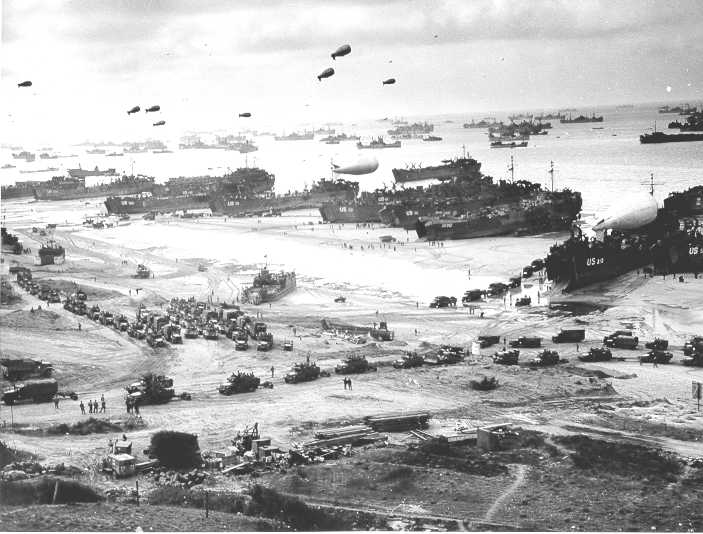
[[2, 104, 701, 217]]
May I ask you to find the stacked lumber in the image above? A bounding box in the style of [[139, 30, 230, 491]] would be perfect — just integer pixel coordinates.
[[364, 412, 431, 432], [303, 425, 385, 449]]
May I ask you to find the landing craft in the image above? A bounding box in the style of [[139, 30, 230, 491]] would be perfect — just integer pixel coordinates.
[[331, 44, 351, 60], [153, 120, 166, 126], [382, 78, 396, 85], [592, 195, 658, 231], [239, 112, 251, 118], [17, 81, 32, 87], [127, 106, 140, 115], [145, 105, 161, 113], [332, 156, 379, 175], [317, 68, 335, 81]]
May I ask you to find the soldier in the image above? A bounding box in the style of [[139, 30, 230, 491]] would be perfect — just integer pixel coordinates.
[[270, 366, 275, 378], [79, 400, 85, 414], [347, 378, 353, 391], [100, 398, 106, 413], [342, 377, 348, 390], [53, 395, 60, 409], [88, 399, 93, 414], [78, 322, 81, 331]]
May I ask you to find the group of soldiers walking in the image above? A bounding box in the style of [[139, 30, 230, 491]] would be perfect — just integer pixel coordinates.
[[78, 394, 106, 414]]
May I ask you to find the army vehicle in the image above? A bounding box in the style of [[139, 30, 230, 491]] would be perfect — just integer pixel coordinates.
[[282, 339, 294, 351], [218, 371, 260, 395], [125, 374, 175, 405], [248, 321, 267, 339], [683, 352, 703, 367], [530, 349, 560, 366], [135, 264, 151, 279], [370, 321, 394, 341], [510, 336, 542, 348], [2, 378, 76, 405], [478, 335, 500, 348], [88, 305, 101, 321], [515, 296, 531, 307], [114, 315, 129, 332], [470, 376, 499, 391], [48, 289, 61, 303], [492, 350, 519, 365], [552, 329, 586, 343], [284, 359, 322, 384], [393, 352, 425, 369], [234, 338, 249, 350], [531, 258, 545, 271], [76, 289, 87, 301], [604, 335, 638, 349], [334, 296, 346, 303], [639, 350, 673, 364], [184, 323, 199, 339], [487, 282, 509, 297], [335, 354, 377, 374], [683, 336, 703, 356], [429, 296, 457, 308], [256, 332, 273, 351], [425, 345, 464, 365], [146, 330, 166, 348], [645, 338, 669, 350], [578, 347, 613, 362], [164, 324, 182, 344], [1, 358, 53, 381], [462, 289, 484, 304], [203, 324, 219, 340], [603, 330, 633, 344]]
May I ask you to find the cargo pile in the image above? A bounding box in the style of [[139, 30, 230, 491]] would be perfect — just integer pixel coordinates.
[[363, 412, 431, 432]]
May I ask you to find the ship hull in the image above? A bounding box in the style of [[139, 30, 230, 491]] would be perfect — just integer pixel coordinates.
[[35, 183, 154, 201], [211, 190, 356, 216], [319, 203, 382, 223], [105, 195, 211, 214], [416, 213, 573, 241], [392, 164, 481, 183], [640, 133, 703, 144]]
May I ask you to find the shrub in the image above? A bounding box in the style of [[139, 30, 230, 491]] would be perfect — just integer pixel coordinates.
[[149, 485, 247, 514], [0, 477, 101, 505], [0, 441, 36, 468], [46, 418, 124, 435], [248, 484, 341, 530], [150, 431, 201, 469]]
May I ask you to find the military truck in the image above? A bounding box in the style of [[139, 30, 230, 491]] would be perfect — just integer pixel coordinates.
[[429, 296, 456, 308], [425, 345, 464, 365], [114, 315, 129, 332], [135, 264, 151, 279], [683, 351, 703, 367], [644, 338, 669, 350], [2, 378, 77, 405], [256, 332, 273, 351], [530, 349, 560, 366], [88, 305, 101, 321], [335, 354, 377, 374], [218, 371, 260, 395], [603, 330, 633, 344], [160, 324, 181, 344], [604, 335, 638, 349], [370, 321, 394, 341], [99, 311, 115, 327], [552, 329, 586, 343], [515, 296, 531, 307], [510, 336, 542, 348], [462, 289, 484, 304], [683, 336, 703, 356], [492, 350, 519, 365], [184, 323, 199, 339], [284, 359, 322, 384], [125, 374, 175, 405], [234, 336, 249, 350], [1, 358, 53, 381], [282, 339, 294, 351], [639, 350, 673, 364], [578, 347, 612, 362], [203, 323, 219, 340], [393, 352, 425, 369], [478, 335, 500, 348], [146, 330, 166, 348]]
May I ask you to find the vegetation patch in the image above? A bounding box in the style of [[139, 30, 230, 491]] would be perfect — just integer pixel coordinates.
[[0, 441, 36, 468], [150, 431, 201, 469], [0, 476, 101, 505], [46, 417, 125, 435]]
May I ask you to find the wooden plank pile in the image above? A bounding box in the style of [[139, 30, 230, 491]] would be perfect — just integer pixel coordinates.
[[364, 412, 431, 432], [303, 425, 386, 449]]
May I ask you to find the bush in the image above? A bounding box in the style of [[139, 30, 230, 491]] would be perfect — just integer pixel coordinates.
[[149, 485, 247, 514], [46, 417, 124, 435], [150, 431, 201, 469], [0, 441, 36, 468], [249, 484, 341, 530], [0, 476, 101, 505]]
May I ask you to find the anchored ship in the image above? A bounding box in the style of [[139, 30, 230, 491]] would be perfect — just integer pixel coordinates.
[[1, 180, 39, 199], [387, 122, 434, 139], [392, 151, 482, 183], [415, 182, 582, 240], [34, 174, 155, 201], [545, 186, 703, 291], [640, 131, 703, 144], [560, 113, 604, 124], [68, 166, 118, 179], [357, 137, 401, 149], [274, 131, 314, 141]]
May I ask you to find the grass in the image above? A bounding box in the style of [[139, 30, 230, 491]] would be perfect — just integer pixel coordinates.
[[0, 476, 101, 505], [0, 440, 36, 468]]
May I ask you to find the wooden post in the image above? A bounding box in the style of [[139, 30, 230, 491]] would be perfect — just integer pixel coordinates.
[[52, 480, 60, 504], [205, 491, 209, 518], [135, 480, 139, 506]]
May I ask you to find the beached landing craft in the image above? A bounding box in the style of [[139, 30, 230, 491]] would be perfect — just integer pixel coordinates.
[[545, 186, 703, 291]]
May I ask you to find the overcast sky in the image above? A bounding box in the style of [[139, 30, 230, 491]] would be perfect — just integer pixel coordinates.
[[2, 0, 703, 143]]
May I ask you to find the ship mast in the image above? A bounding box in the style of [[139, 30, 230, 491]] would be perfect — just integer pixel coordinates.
[[508, 155, 514, 183], [548, 160, 555, 192]]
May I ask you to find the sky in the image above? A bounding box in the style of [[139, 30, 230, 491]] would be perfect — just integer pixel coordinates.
[[2, 0, 703, 144]]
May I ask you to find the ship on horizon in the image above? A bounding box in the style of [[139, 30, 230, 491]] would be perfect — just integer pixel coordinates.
[[357, 137, 401, 149], [392, 150, 482, 184]]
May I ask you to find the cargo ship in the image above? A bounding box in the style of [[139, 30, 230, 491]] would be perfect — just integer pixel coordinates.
[[560, 113, 604, 123], [392, 152, 482, 183], [463, 118, 498, 128], [67, 166, 118, 179], [545, 186, 703, 291], [1, 180, 39, 199], [12, 151, 35, 162], [415, 183, 582, 240], [274, 131, 314, 141], [387, 122, 434, 139], [666, 112, 703, 132], [36, 241, 65, 266], [211, 176, 359, 217], [319, 190, 389, 223], [357, 137, 401, 149], [242, 268, 296, 304], [1, 227, 23, 255], [34, 174, 155, 201], [640, 131, 703, 144]]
